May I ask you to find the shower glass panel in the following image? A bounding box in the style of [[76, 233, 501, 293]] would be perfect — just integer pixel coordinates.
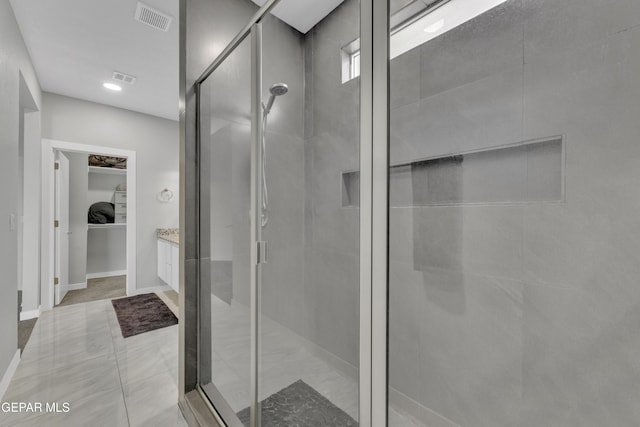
[[257, 1, 361, 424], [388, 0, 640, 426], [197, 0, 363, 424], [198, 32, 253, 425]]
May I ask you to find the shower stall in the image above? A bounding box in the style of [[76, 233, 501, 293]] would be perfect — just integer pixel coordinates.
[[182, 0, 640, 425]]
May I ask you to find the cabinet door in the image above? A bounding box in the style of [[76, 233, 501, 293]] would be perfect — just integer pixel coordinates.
[[157, 240, 167, 283], [171, 244, 179, 293], [165, 243, 172, 286]]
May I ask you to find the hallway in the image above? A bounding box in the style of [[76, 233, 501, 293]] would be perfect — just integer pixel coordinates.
[[1, 299, 185, 426]]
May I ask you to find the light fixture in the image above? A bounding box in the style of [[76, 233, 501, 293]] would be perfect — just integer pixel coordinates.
[[424, 19, 445, 33], [391, 0, 509, 59], [103, 82, 122, 91]]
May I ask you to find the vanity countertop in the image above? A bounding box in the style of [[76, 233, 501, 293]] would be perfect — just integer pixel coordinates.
[[157, 228, 179, 245]]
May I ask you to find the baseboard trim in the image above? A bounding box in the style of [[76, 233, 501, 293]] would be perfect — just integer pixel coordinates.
[[65, 282, 87, 291], [86, 270, 126, 280], [128, 285, 172, 297], [0, 350, 21, 400], [155, 291, 179, 318], [19, 306, 41, 321], [55, 283, 86, 305]]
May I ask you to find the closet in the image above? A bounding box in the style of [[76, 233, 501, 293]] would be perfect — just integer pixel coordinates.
[[87, 160, 127, 277]]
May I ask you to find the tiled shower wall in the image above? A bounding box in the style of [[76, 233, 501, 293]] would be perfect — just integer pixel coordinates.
[[387, 0, 640, 426], [303, 0, 362, 368], [208, 11, 308, 333]]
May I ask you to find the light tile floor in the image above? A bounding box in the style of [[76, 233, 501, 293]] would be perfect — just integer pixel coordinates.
[[0, 299, 186, 427], [207, 294, 426, 427]]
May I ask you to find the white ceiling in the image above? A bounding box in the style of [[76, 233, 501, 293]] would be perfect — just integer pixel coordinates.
[[9, 0, 387, 121], [10, 0, 179, 121], [251, 0, 345, 34]]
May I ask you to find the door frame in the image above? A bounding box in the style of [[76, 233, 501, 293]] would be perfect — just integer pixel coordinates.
[[41, 138, 137, 309]]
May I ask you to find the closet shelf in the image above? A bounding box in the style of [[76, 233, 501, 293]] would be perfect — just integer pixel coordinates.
[[88, 166, 127, 176], [88, 223, 127, 229]]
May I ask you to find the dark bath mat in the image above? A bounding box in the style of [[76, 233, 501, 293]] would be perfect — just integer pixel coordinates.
[[111, 293, 177, 338], [237, 380, 358, 427]]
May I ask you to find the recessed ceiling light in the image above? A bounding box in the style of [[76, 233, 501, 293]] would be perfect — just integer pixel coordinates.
[[424, 19, 445, 33], [103, 82, 122, 91]]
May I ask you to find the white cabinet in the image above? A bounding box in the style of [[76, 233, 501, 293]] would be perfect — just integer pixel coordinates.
[[171, 244, 179, 292], [157, 239, 167, 282], [157, 239, 179, 293]]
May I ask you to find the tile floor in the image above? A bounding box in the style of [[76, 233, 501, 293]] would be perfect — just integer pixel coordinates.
[[0, 299, 185, 427], [58, 276, 127, 306], [18, 319, 37, 354], [207, 294, 426, 427]]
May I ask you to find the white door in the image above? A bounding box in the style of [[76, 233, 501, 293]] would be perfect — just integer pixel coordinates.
[[54, 152, 70, 305]]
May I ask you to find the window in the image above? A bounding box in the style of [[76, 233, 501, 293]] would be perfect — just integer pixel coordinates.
[[341, 39, 360, 83], [350, 50, 360, 80]]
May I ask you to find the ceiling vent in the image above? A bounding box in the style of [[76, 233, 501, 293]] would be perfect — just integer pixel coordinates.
[[134, 2, 173, 32], [112, 71, 137, 85]]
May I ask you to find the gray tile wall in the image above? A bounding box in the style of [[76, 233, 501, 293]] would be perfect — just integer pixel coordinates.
[[303, 0, 361, 368], [260, 13, 307, 336], [388, 0, 640, 425], [195, 0, 310, 371]]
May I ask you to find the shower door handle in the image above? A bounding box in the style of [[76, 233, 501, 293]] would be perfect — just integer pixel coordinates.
[[257, 241, 268, 264]]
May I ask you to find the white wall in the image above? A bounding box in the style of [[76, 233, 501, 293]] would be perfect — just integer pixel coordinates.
[[41, 93, 179, 292], [86, 171, 126, 275], [0, 0, 42, 393], [22, 107, 41, 313], [66, 152, 88, 285]]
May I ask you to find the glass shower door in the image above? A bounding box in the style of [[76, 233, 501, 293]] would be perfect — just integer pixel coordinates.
[[196, 1, 364, 426], [257, 1, 361, 425], [198, 29, 255, 426]]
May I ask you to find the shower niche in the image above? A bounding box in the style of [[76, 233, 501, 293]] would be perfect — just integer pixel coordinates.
[[342, 135, 564, 208]]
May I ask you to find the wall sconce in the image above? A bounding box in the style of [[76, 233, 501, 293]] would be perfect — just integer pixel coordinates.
[[158, 188, 174, 202]]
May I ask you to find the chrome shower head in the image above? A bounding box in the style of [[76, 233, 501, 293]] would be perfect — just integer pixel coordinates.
[[270, 83, 289, 96], [264, 82, 289, 116]]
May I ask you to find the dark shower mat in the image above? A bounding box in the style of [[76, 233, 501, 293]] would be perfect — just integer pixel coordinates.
[[111, 293, 177, 338], [237, 380, 358, 426]]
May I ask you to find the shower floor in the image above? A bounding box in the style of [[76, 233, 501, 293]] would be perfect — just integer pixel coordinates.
[[208, 294, 426, 426]]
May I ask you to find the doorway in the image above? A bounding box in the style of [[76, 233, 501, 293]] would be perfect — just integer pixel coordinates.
[[42, 139, 137, 310]]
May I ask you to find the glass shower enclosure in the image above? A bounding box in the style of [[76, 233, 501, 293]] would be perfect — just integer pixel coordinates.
[[188, 0, 640, 426], [196, 0, 364, 425]]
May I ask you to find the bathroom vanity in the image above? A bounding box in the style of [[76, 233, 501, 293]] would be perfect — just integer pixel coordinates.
[[157, 228, 179, 293]]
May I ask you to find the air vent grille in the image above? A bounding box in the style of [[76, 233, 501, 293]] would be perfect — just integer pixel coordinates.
[[134, 2, 173, 32], [112, 71, 137, 85]]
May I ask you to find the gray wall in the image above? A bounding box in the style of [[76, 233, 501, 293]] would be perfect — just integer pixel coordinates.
[[195, 0, 327, 348], [250, 14, 306, 334], [386, 0, 640, 425], [67, 152, 88, 284], [42, 93, 179, 291], [0, 0, 41, 388], [303, 0, 361, 367]]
